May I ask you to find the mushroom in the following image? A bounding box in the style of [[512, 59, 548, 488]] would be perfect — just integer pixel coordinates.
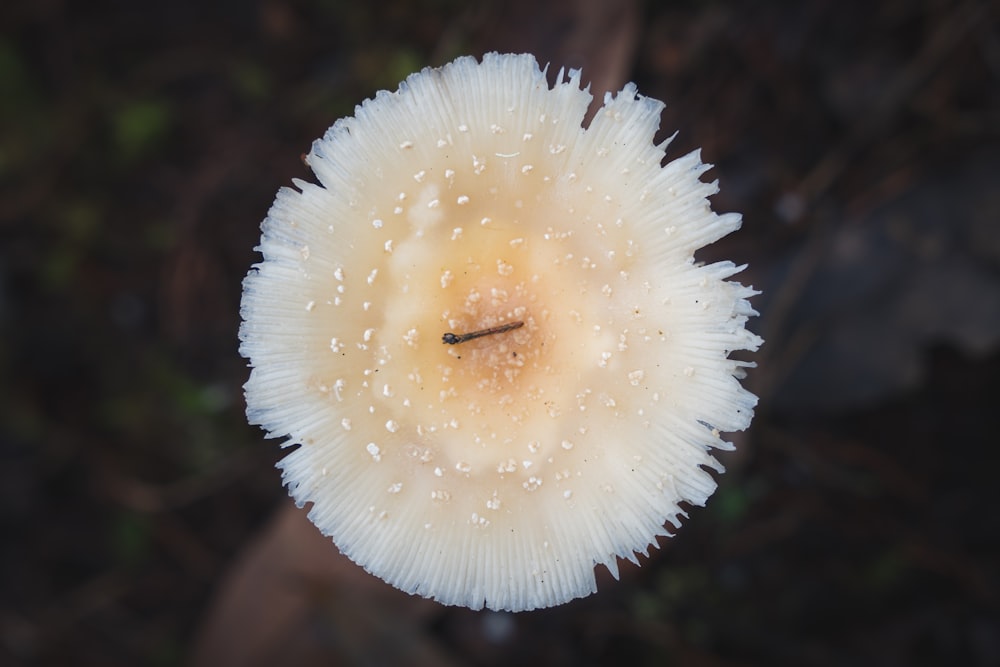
[[239, 53, 762, 612]]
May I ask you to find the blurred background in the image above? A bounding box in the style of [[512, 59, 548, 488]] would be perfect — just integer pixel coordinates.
[[2, 0, 999, 665]]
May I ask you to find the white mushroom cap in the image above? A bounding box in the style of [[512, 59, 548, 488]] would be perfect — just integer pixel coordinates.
[[239, 53, 762, 612]]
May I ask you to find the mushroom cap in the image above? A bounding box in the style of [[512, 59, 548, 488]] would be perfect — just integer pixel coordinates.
[[239, 53, 762, 612]]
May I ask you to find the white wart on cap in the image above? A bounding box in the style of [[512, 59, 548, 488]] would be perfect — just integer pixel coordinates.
[[239, 52, 762, 612]]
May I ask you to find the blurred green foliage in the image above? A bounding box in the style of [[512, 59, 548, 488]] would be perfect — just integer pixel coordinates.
[[111, 99, 173, 164]]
